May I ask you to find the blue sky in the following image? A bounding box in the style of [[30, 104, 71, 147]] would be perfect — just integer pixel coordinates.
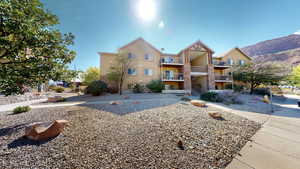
[[42, 0, 300, 71]]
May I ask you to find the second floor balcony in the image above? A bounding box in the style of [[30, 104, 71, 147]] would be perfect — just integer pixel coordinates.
[[213, 60, 231, 68], [161, 56, 183, 66], [215, 75, 233, 82]]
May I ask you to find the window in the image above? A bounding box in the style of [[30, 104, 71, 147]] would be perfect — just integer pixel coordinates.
[[144, 54, 152, 60], [144, 69, 153, 76], [227, 59, 234, 65], [128, 68, 136, 75], [128, 53, 134, 59], [239, 60, 245, 65]]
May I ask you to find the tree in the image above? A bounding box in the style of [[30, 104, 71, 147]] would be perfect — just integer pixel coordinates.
[[288, 65, 300, 88], [0, 0, 76, 95], [233, 62, 287, 94], [81, 67, 100, 85], [106, 53, 131, 95]]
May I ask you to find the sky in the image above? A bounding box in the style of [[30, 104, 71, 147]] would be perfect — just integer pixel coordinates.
[[42, 0, 300, 71]]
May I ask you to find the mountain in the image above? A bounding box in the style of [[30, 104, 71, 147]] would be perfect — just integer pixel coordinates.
[[241, 34, 300, 65]]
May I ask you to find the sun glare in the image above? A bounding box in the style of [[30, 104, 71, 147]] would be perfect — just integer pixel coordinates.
[[136, 0, 156, 22]]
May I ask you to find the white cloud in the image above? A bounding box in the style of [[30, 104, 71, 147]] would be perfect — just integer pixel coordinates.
[[158, 20, 165, 29], [294, 30, 300, 35]]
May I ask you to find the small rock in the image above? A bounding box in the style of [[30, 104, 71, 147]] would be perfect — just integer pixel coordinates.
[[190, 100, 206, 107]]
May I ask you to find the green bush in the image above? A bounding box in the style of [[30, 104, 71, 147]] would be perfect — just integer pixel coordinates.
[[200, 92, 223, 102], [225, 84, 245, 92], [146, 80, 165, 93], [253, 88, 270, 96], [54, 86, 65, 93], [13, 106, 31, 114], [85, 80, 108, 96], [132, 83, 144, 93]]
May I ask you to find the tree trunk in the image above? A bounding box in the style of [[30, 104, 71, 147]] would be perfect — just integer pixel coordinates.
[[119, 73, 124, 95], [250, 83, 254, 95]]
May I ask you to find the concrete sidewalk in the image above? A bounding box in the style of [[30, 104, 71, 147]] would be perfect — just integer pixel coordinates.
[[208, 96, 300, 169], [0, 99, 47, 112]]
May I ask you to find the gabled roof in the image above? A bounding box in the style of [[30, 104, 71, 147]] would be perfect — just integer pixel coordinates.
[[119, 37, 162, 54], [179, 40, 215, 54], [214, 47, 252, 60]]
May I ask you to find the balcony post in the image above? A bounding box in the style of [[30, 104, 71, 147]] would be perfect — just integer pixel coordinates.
[[183, 50, 191, 94], [207, 52, 215, 90]]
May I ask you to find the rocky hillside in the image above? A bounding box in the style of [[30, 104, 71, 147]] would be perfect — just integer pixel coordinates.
[[242, 34, 300, 57]]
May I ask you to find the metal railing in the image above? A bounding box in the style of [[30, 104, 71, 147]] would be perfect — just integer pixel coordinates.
[[162, 72, 184, 80], [191, 66, 207, 72], [215, 75, 233, 81], [161, 56, 183, 64], [213, 60, 230, 66]]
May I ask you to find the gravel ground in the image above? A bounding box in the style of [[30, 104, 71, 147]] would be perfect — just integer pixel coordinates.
[[0, 100, 260, 169]]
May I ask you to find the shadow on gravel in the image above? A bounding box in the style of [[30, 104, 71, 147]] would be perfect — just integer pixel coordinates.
[[0, 123, 31, 137], [8, 136, 57, 149], [76, 99, 180, 115]]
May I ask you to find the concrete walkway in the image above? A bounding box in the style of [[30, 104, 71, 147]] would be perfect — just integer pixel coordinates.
[[0, 99, 48, 112], [208, 95, 300, 169]]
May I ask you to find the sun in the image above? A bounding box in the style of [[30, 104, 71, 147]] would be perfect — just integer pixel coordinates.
[[136, 0, 156, 22]]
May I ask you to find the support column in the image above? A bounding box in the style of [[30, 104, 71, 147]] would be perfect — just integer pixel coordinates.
[[183, 50, 192, 94], [207, 52, 215, 90]]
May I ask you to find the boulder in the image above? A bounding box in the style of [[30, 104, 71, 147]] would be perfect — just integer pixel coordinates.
[[24, 120, 68, 141], [47, 96, 64, 102], [262, 95, 270, 104], [208, 112, 222, 119], [110, 101, 122, 105], [190, 100, 206, 107]]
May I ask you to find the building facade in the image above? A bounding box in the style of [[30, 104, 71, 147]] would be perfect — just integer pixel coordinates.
[[99, 38, 248, 94], [212, 47, 252, 90]]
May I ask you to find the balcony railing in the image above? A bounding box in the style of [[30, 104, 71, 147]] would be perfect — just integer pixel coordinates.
[[213, 60, 231, 67], [162, 72, 184, 81], [161, 56, 183, 65], [215, 75, 233, 81], [191, 66, 207, 72]]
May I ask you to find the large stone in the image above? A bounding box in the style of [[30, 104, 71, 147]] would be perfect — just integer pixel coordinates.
[[208, 112, 222, 119], [47, 96, 64, 102], [24, 120, 68, 141], [190, 100, 206, 107], [262, 95, 270, 104]]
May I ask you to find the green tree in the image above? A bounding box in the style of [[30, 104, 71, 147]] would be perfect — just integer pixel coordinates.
[[81, 67, 100, 85], [233, 62, 287, 94], [106, 53, 131, 95], [288, 65, 300, 88], [0, 0, 76, 95]]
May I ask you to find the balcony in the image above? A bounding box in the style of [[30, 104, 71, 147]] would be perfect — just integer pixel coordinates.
[[161, 56, 183, 66], [215, 75, 233, 82], [213, 60, 231, 68], [161, 72, 184, 82], [190, 66, 208, 76]]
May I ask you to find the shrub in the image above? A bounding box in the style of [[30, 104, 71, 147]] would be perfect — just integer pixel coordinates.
[[48, 85, 57, 91], [13, 106, 31, 114], [132, 83, 144, 93], [54, 86, 65, 93], [225, 84, 245, 92], [85, 80, 108, 96], [218, 92, 243, 105], [200, 92, 223, 102], [253, 88, 270, 96], [107, 86, 119, 94], [146, 80, 165, 93]]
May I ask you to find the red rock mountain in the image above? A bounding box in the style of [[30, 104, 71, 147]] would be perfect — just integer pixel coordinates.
[[241, 34, 300, 65]]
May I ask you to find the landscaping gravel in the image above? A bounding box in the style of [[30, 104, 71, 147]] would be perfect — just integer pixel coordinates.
[[0, 99, 260, 169]]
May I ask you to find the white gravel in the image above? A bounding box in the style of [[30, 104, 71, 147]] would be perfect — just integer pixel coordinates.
[[0, 95, 260, 169]]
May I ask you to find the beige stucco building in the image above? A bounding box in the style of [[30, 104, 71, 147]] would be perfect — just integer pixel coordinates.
[[99, 38, 250, 94], [213, 47, 252, 89]]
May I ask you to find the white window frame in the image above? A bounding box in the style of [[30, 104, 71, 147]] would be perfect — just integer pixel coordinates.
[[144, 54, 153, 61]]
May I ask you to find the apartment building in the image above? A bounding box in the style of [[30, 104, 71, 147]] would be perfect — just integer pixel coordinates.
[[212, 47, 252, 89], [99, 38, 244, 94]]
